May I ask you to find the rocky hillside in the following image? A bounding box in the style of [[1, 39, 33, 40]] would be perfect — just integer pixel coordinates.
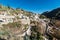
[[0, 5, 47, 40], [0, 5, 60, 40]]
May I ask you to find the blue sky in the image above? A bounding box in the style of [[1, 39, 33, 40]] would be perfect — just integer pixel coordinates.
[[0, 0, 60, 13]]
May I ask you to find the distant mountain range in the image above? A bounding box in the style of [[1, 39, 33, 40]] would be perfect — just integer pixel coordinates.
[[42, 8, 60, 20]]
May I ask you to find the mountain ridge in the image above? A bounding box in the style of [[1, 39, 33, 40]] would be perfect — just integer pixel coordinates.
[[42, 7, 60, 20]]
